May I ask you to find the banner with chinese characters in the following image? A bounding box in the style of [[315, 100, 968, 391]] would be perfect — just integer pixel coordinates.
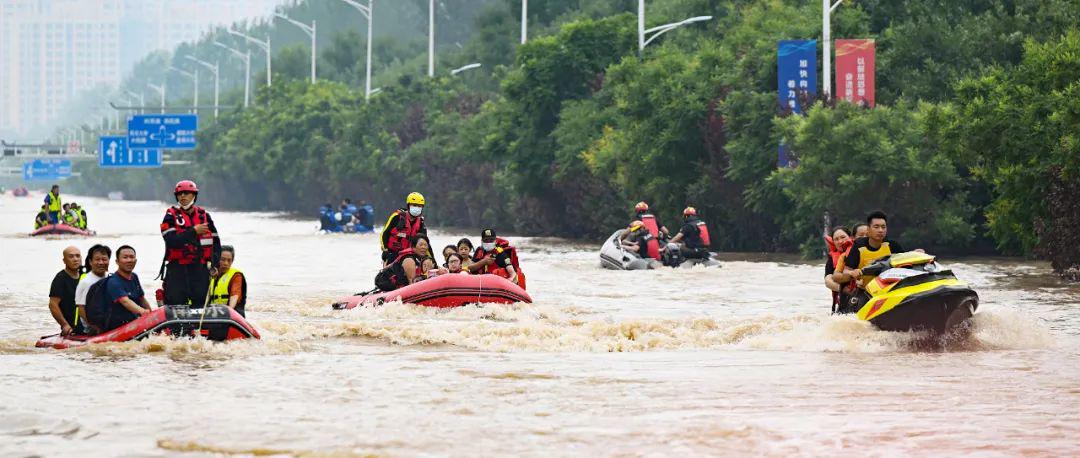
[[835, 39, 875, 107], [777, 40, 817, 113]]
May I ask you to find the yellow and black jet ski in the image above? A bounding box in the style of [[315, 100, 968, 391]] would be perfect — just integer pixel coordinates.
[[854, 252, 979, 332]]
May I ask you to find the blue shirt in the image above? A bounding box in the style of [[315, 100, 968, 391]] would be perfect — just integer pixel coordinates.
[[106, 271, 145, 323]]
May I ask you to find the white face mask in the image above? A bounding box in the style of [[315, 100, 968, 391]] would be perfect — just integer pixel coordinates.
[[408, 206, 423, 217], [482, 242, 495, 251], [180, 201, 195, 210]]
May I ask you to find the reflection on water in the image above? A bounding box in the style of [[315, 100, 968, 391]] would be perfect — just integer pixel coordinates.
[[0, 192, 1077, 456]]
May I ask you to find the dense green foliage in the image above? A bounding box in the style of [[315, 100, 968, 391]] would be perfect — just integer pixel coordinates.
[[69, 0, 1080, 274]]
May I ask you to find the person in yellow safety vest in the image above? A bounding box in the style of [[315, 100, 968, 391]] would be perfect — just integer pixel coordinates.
[[35, 204, 50, 229], [44, 184, 62, 224], [61, 203, 78, 226], [71, 202, 87, 229], [209, 245, 247, 317]]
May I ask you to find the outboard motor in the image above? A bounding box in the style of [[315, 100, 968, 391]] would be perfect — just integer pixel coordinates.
[[662, 243, 685, 267]]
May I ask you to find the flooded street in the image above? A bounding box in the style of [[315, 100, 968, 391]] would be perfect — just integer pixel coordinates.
[[1, 193, 1078, 456]]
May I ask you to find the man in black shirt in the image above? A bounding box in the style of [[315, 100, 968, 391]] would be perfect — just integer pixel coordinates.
[[48, 246, 82, 336]]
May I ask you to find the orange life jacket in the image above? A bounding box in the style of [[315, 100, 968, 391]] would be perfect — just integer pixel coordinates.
[[638, 214, 662, 260], [694, 220, 711, 247], [824, 235, 857, 304], [162, 206, 214, 264]]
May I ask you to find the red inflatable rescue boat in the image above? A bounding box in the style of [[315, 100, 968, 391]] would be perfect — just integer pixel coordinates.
[[36, 305, 260, 349], [332, 274, 532, 310], [30, 223, 95, 237]]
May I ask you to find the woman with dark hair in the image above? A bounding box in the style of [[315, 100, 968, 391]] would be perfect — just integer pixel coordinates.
[[445, 253, 467, 274], [824, 226, 855, 313], [441, 245, 457, 266], [413, 235, 432, 258]]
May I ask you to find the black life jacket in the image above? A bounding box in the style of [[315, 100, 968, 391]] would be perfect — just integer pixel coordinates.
[[375, 249, 419, 292], [83, 275, 113, 330]]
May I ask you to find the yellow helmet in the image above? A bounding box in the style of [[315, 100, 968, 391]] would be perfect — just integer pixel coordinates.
[[406, 192, 426, 206]]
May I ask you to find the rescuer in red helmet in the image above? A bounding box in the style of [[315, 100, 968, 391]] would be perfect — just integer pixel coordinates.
[[158, 179, 221, 307], [667, 206, 712, 260]]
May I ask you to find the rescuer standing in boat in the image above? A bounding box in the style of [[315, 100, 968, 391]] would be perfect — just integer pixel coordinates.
[[159, 180, 221, 306]]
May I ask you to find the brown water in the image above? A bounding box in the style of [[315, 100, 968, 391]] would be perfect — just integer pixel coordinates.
[[2, 192, 1078, 456]]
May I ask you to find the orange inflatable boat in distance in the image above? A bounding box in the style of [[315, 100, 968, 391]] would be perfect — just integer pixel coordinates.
[[332, 274, 532, 309]]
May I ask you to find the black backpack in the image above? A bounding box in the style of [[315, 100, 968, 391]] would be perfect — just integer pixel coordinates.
[[84, 275, 113, 329]]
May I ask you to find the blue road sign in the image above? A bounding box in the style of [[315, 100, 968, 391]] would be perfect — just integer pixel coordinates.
[[127, 114, 197, 150], [22, 159, 72, 181], [99, 136, 162, 168]]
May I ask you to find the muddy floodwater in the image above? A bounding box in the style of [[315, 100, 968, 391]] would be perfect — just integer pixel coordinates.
[[1, 193, 1078, 456]]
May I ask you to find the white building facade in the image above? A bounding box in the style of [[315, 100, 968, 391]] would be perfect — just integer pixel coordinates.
[[0, 0, 282, 138]]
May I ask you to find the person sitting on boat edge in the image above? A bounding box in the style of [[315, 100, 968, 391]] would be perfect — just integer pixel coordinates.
[[84, 246, 151, 332], [209, 245, 247, 317], [468, 228, 527, 289], [374, 248, 422, 292], [666, 207, 712, 261], [48, 246, 82, 336], [75, 244, 111, 335], [379, 192, 427, 265], [76, 202, 88, 230], [34, 204, 49, 229], [319, 203, 341, 232], [413, 235, 433, 259]]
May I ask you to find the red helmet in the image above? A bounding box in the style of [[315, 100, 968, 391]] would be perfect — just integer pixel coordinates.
[[174, 180, 199, 195], [683, 206, 697, 217], [634, 201, 649, 212]]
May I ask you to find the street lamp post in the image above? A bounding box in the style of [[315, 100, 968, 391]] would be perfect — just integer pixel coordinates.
[[185, 56, 220, 118], [274, 13, 317, 83], [123, 90, 144, 115], [168, 66, 198, 114], [147, 82, 165, 114], [822, 0, 843, 99], [638, 0, 713, 50], [338, 0, 375, 100], [521, 0, 527, 44], [215, 41, 251, 107], [228, 28, 272, 87], [428, 0, 435, 77], [450, 63, 481, 76]]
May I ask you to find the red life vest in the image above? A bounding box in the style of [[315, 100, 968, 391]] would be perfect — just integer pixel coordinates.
[[824, 235, 857, 305], [474, 238, 527, 290], [385, 209, 424, 252], [638, 214, 662, 260], [162, 206, 214, 264], [694, 220, 711, 247]]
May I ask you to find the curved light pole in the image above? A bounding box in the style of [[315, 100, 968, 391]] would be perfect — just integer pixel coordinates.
[[823, 0, 843, 98], [214, 41, 251, 107], [168, 66, 198, 114], [450, 63, 481, 76], [185, 56, 219, 118], [638, 1, 712, 50], [123, 90, 144, 115], [228, 28, 272, 87], [338, 0, 375, 100], [274, 12, 316, 83], [147, 82, 165, 114]]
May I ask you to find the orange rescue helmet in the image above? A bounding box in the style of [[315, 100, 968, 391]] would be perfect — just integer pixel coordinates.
[[683, 206, 697, 217]]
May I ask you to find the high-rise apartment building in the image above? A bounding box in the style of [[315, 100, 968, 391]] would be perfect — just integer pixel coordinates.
[[0, 0, 282, 138]]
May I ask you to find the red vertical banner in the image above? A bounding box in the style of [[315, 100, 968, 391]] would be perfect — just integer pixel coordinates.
[[835, 39, 875, 107]]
